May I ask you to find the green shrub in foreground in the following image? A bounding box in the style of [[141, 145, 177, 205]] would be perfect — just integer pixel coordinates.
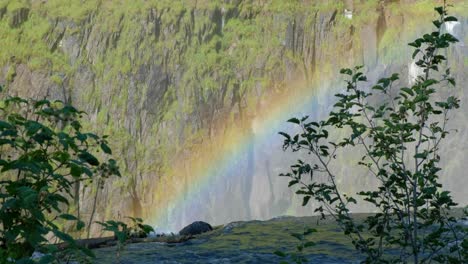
[[280, 4, 467, 263], [0, 86, 120, 263]]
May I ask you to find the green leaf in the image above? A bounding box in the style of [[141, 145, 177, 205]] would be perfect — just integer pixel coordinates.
[[414, 152, 428, 159], [273, 250, 287, 257], [372, 85, 384, 91], [0, 120, 14, 130], [278, 132, 291, 140], [288, 180, 299, 187], [53, 229, 75, 244], [444, 16, 457, 22], [116, 231, 127, 243], [422, 79, 438, 88], [401, 87, 414, 96], [304, 228, 317, 235], [408, 41, 420, 48], [77, 220, 85, 231], [447, 78, 455, 86], [291, 233, 303, 240], [432, 20, 442, 28], [78, 152, 100, 166], [34, 99, 50, 108], [52, 151, 71, 163], [59, 214, 78, 221], [70, 163, 83, 177], [70, 120, 82, 130], [304, 241, 316, 248], [100, 143, 112, 154], [25, 121, 42, 136], [302, 196, 311, 206], [340, 68, 352, 75], [139, 224, 155, 234], [79, 246, 96, 258], [287, 118, 300, 124]]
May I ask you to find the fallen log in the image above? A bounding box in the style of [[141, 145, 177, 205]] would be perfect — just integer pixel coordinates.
[[56, 234, 195, 250], [57, 236, 115, 250]]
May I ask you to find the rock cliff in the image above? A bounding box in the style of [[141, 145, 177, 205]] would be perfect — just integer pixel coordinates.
[[0, 0, 467, 233]]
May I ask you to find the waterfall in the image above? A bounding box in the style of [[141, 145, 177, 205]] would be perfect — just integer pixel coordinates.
[[344, 9, 353, 20], [408, 60, 423, 85], [444, 21, 460, 36], [221, 7, 226, 30]]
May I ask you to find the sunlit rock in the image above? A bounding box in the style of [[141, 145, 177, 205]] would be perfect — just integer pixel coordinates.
[[344, 9, 353, 20]]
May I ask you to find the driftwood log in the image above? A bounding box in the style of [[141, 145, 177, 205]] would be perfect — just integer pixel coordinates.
[[56, 235, 194, 250]]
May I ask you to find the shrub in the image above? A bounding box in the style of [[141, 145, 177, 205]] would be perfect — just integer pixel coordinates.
[[96, 217, 154, 263], [280, 4, 467, 263], [0, 86, 120, 263]]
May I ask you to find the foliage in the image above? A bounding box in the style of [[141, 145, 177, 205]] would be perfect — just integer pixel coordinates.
[[274, 228, 317, 264], [96, 217, 154, 262], [95, 220, 127, 261], [0, 86, 120, 263], [125, 216, 155, 238], [280, 4, 467, 263]]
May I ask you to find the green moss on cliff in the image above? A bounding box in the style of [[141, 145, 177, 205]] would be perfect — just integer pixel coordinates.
[[0, 0, 466, 233]]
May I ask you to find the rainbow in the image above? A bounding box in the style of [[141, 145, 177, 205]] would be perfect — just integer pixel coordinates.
[[147, 5, 468, 231], [148, 75, 335, 232]]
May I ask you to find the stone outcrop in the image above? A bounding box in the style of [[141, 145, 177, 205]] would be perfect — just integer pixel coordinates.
[[179, 221, 213, 236]]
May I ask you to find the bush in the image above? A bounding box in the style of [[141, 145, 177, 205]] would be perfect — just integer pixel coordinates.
[[96, 217, 155, 263], [0, 86, 120, 263], [280, 4, 467, 263]]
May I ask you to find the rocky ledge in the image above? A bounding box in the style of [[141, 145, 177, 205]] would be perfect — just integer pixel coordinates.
[[94, 215, 361, 264]]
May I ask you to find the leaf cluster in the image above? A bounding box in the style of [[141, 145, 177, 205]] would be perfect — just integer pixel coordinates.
[[96, 217, 154, 262], [0, 88, 120, 263]]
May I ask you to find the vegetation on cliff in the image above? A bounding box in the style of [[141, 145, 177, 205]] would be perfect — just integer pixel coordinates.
[[0, 0, 467, 236]]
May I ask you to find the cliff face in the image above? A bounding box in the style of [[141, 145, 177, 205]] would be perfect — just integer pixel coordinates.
[[0, 0, 467, 233]]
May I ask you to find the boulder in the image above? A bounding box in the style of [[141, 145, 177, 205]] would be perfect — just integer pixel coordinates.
[[179, 221, 213, 236]]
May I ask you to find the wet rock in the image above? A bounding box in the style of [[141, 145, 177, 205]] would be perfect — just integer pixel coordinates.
[[179, 221, 213, 236], [94, 216, 361, 263], [222, 221, 245, 234], [31, 251, 47, 260]]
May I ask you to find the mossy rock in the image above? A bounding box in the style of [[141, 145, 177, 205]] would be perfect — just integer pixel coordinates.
[[8, 6, 29, 28]]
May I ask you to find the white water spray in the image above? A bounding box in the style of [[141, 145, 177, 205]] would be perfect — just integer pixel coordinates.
[[344, 9, 353, 20]]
